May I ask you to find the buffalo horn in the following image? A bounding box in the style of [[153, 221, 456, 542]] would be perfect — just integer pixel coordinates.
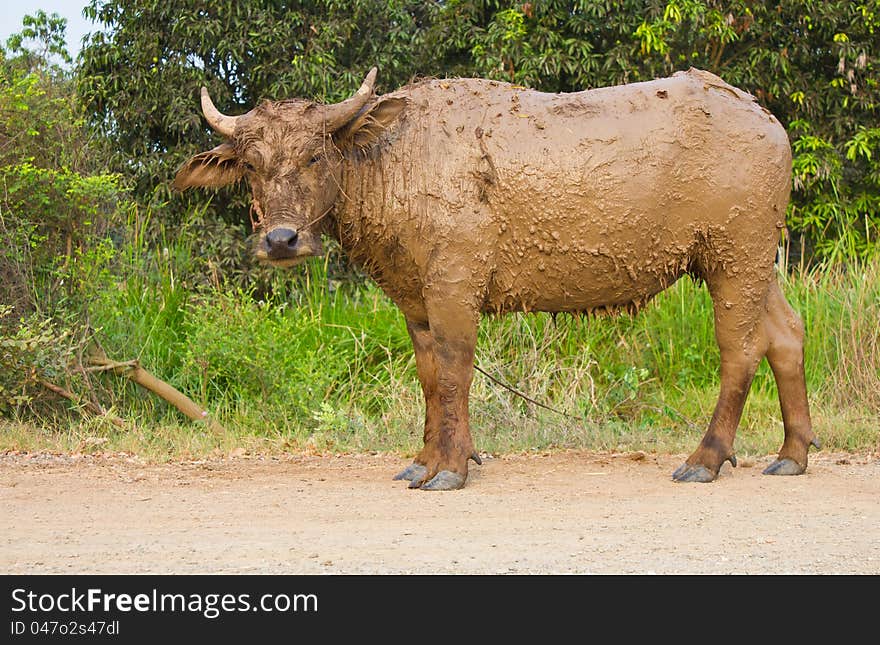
[[322, 67, 378, 130], [200, 86, 239, 138]]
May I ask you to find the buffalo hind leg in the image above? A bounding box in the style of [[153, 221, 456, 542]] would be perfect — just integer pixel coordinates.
[[674, 274, 819, 482], [394, 311, 480, 491], [673, 271, 769, 482], [762, 280, 820, 475], [673, 341, 764, 482]]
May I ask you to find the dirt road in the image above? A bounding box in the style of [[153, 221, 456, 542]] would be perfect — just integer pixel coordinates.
[[2, 450, 878, 574]]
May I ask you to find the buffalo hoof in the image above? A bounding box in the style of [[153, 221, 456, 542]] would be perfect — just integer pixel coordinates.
[[762, 458, 806, 476], [672, 463, 716, 483], [419, 470, 466, 491], [393, 462, 427, 482]]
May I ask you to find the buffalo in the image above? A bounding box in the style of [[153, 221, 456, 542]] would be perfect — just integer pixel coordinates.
[[175, 67, 819, 490]]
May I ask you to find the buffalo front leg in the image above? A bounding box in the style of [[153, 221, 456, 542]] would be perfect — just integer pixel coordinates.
[[393, 318, 442, 485], [394, 304, 480, 491]]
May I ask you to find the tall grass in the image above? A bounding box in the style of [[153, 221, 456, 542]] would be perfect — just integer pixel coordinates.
[[5, 238, 878, 458], [467, 261, 880, 456]]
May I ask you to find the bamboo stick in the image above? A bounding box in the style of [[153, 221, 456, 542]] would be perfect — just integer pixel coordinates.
[[87, 351, 224, 433]]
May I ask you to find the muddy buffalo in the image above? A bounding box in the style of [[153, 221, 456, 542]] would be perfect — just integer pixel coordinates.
[[175, 67, 819, 490]]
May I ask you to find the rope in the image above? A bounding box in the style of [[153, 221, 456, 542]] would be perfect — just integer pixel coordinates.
[[472, 363, 583, 421]]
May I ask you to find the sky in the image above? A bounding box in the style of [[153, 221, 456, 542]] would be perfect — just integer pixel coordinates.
[[0, 0, 97, 61]]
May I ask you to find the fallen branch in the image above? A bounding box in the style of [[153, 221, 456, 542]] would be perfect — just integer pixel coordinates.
[[88, 348, 224, 433], [37, 378, 128, 430]]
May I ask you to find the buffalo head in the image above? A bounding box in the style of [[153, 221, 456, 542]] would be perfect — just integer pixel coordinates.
[[174, 67, 405, 266]]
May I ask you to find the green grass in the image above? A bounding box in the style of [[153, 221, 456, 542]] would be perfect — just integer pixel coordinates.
[[3, 250, 878, 460]]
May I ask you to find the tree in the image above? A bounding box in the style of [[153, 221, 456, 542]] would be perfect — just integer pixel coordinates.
[[1, 11, 89, 171], [78, 1, 880, 260], [4, 9, 73, 70], [1, 12, 119, 317]]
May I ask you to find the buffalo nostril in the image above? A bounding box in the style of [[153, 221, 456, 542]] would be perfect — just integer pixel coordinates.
[[264, 228, 300, 259], [266, 228, 298, 249]]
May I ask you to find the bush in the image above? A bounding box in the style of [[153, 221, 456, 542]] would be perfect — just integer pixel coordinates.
[[0, 163, 122, 315], [0, 14, 127, 422]]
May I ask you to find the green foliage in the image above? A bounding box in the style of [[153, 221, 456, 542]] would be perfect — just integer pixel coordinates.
[[0, 14, 126, 420], [0, 163, 124, 315], [0, 305, 58, 413], [176, 270, 410, 427], [789, 120, 880, 260], [1, 43, 90, 170], [1, 11, 121, 318]]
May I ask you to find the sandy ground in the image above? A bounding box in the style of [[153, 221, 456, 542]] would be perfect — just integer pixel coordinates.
[[1, 449, 878, 575]]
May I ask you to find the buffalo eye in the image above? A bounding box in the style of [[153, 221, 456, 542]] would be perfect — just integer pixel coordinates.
[[242, 161, 256, 172], [307, 155, 321, 166]]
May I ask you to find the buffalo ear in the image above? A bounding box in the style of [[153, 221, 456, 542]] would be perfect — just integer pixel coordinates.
[[334, 97, 407, 152], [173, 143, 245, 190]]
